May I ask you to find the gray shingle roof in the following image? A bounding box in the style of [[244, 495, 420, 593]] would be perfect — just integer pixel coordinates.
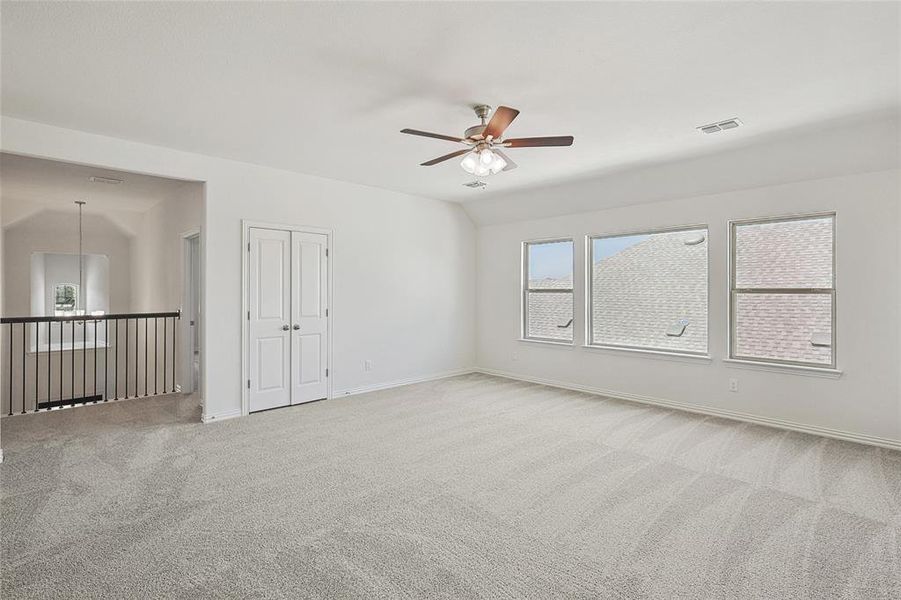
[[733, 217, 833, 364], [591, 230, 708, 353]]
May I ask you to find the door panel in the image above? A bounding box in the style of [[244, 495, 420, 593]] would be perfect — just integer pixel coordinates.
[[257, 337, 287, 390], [299, 242, 322, 317], [248, 228, 291, 412], [292, 232, 328, 403]]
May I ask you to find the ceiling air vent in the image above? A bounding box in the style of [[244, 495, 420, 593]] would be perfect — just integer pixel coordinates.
[[463, 180, 488, 189], [697, 118, 742, 134], [88, 175, 123, 185]]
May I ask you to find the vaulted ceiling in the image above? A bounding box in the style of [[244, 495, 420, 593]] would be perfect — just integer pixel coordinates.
[[0, 153, 197, 234], [2, 2, 898, 204]]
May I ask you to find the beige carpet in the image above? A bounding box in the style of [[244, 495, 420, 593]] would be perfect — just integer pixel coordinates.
[[1, 373, 899, 599]]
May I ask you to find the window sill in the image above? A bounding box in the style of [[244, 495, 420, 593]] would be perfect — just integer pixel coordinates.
[[518, 338, 574, 348], [582, 344, 711, 363], [723, 358, 842, 379]]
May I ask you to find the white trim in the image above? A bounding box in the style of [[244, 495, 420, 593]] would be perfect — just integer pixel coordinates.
[[475, 367, 901, 451], [334, 368, 475, 397], [518, 338, 574, 348], [181, 230, 202, 397], [582, 344, 712, 363], [0, 448, 4, 463], [201, 408, 242, 424], [241, 220, 334, 417], [722, 358, 842, 379]]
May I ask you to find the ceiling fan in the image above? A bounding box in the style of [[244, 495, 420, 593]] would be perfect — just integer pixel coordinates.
[[400, 105, 573, 177]]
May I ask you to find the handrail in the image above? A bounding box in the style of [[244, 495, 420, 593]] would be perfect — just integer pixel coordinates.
[[2, 310, 182, 415], [1, 311, 180, 324]]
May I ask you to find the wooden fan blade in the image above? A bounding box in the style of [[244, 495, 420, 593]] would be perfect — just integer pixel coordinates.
[[400, 129, 464, 143], [494, 150, 517, 172], [421, 148, 472, 166], [505, 136, 574, 148], [482, 106, 520, 140]]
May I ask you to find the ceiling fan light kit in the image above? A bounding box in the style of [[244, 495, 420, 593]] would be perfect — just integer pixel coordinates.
[[400, 104, 573, 178]]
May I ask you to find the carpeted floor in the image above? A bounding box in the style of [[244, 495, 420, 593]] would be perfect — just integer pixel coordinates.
[[1, 373, 899, 599]]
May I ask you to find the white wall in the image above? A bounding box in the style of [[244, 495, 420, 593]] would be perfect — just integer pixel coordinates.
[[2, 211, 131, 317], [130, 184, 202, 312], [477, 169, 901, 443], [0, 117, 477, 421], [129, 182, 202, 392]]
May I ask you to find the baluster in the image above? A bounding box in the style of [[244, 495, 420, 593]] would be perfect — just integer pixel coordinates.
[[35, 322, 39, 412], [143, 318, 148, 396], [82, 318, 87, 401], [94, 320, 98, 400], [163, 317, 167, 394], [47, 322, 51, 410], [7, 324, 11, 416], [125, 318, 129, 399], [114, 319, 119, 400], [104, 319, 109, 401], [134, 317, 139, 397], [70, 322, 75, 404], [172, 315, 177, 393], [20, 323, 26, 414], [154, 318, 159, 395], [59, 322, 63, 405]]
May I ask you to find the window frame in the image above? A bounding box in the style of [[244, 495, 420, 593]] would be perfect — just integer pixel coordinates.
[[728, 211, 837, 369], [585, 224, 710, 356], [521, 237, 575, 344]]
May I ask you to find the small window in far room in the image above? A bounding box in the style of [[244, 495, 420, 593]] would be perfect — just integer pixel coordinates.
[[54, 283, 78, 315], [522, 239, 574, 343]]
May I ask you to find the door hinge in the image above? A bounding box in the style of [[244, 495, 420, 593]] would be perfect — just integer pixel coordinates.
[[247, 242, 251, 252], [247, 379, 251, 389], [325, 308, 329, 317], [247, 310, 250, 320], [325, 368, 329, 377], [325, 248, 329, 258]]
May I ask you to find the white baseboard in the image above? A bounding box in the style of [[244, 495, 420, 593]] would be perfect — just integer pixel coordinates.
[[334, 367, 475, 397], [475, 367, 901, 451], [201, 408, 242, 424], [0, 448, 4, 463]]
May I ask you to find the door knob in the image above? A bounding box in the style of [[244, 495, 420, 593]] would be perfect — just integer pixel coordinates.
[[282, 324, 290, 331], [293, 324, 300, 330]]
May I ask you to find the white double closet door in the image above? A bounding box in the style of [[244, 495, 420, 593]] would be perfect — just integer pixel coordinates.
[[248, 227, 328, 413]]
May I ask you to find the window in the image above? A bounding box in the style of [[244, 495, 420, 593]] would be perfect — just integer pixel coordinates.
[[522, 239, 573, 342], [54, 283, 78, 315], [730, 213, 835, 368], [588, 227, 708, 354]]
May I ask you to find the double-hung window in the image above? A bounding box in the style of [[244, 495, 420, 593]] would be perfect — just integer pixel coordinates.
[[522, 239, 574, 343], [587, 227, 709, 355], [730, 213, 836, 368]]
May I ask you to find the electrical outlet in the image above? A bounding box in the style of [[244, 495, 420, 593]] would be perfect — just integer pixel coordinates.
[[364, 360, 373, 372], [729, 378, 739, 393]]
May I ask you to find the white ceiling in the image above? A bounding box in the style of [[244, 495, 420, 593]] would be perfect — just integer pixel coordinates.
[[0, 153, 196, 232], [1, 2, 898, 203]]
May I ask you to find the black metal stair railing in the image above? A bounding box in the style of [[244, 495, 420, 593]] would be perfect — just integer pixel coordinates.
[[1, 311, 180, 415]]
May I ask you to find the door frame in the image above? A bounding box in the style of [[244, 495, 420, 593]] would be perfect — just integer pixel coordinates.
[[181, 229, 201, 395], [240, 220, 334, 417]]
